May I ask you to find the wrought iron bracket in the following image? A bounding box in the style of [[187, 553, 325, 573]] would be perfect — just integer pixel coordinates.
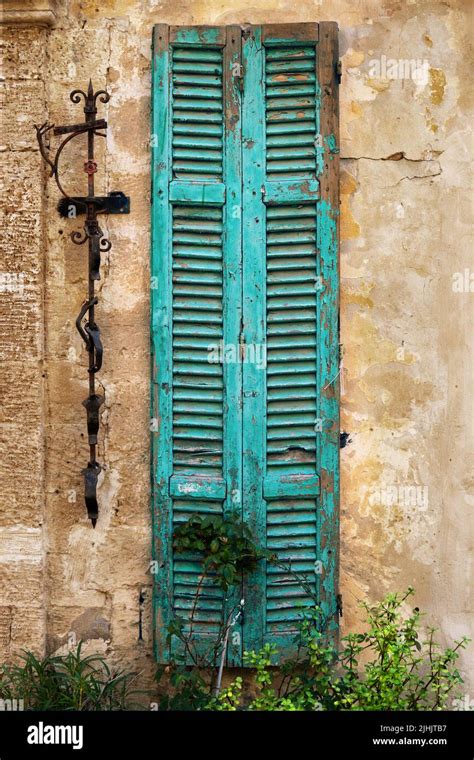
[[57, 191, 130, 218], [35, 81, 130, 526]]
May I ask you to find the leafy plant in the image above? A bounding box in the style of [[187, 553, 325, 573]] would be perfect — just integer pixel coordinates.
[[173, 513, 265, 591], [0, 643, 140, 710], [155, 664, 211, 711], [207, 676, 243, 711], [160, 514, 266, 675], [208, 589, 469, 711], [159, 516, 470, 711], [158, 587, 469, 711]]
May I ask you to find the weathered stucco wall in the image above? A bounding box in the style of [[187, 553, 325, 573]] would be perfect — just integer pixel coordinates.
[[1, 0, 472, 697]]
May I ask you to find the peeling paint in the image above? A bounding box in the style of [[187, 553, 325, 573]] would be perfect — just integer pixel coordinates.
[[340, 169, 360, 240], [429, 67, 446, 105]]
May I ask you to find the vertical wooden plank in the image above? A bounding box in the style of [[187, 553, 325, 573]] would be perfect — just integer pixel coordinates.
[[315, 22, 340, 637], [151, 24, 173, 662], [241, 25, 267, 654], [223, 25, 243, 666]]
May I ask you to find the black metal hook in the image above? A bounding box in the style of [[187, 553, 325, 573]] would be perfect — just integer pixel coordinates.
[[84, 321, 103, 373], [82, 461, 102, 526], [82, 394, 105, 445], [75, 297, 98, 347]]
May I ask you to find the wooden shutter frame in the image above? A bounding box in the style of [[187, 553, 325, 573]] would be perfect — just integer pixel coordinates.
[[314, 22, 340, 640], [151, 22, 340, 665]]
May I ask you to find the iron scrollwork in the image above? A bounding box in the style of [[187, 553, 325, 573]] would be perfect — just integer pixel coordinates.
[[35, 81, 130, 526]]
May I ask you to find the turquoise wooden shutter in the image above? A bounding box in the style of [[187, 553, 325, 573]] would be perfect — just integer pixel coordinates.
[[151, 23, 339, 665], [151, 24, 243, 663], [241, 23, 340, 657]]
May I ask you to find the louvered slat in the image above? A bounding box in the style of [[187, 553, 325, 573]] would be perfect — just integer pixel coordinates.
[[172, 500, 224, 632], [265, 46, 316, 180], [172, 46, 223, 180], [266, 498, 317, 630], [265, 202, 318, 631], [171, 205, 225, 631], [172, 205, 224, 473]]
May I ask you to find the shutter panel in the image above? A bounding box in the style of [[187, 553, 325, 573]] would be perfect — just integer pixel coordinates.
[[151, 25, 243, 663], [242, 23, 339, 655], [152, 22, 339, 665]]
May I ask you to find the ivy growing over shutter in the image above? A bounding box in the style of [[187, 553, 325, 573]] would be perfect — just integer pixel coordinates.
[[151, 23, 340, 665]]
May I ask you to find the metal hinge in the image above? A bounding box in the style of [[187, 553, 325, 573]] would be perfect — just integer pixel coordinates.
[[336, 593, 343, 617], [336, 60, 342, 83]]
